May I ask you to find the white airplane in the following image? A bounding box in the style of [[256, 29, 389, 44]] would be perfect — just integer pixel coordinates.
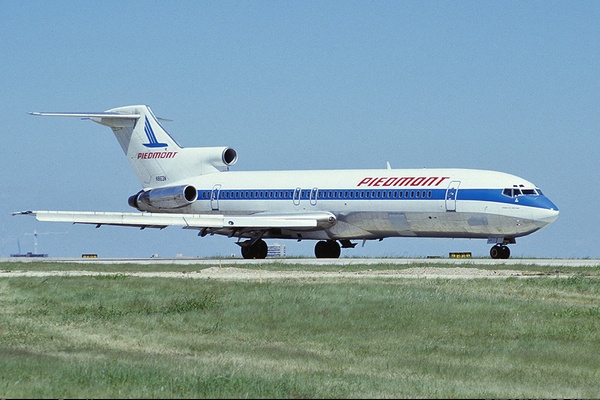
[[15, 105, 559, 259]]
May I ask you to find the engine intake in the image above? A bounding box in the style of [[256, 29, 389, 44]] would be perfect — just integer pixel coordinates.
[[222, 147, 238, 166], [129, 184, 197, 211]]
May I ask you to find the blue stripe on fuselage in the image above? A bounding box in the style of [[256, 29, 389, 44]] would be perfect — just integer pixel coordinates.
[[196, 188, 557, 210]]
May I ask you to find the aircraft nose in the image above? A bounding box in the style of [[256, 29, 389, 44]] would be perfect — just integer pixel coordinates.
[[533, 197, 559, 225], [539, 208, 559, 225]]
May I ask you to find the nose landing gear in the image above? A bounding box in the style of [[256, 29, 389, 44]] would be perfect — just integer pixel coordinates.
[[490, 244, 510, 259]]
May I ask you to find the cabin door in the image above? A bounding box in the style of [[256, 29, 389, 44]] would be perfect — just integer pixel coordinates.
[[211, 184, 221, 211], [293, 187, 302, 206], [445, 180, 461, 211]]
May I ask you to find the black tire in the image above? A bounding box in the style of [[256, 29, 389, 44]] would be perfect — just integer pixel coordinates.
[[490, 245, 501, 259], [241, 239, 268, 259], [490, 244, 511, 259], [500, 245, 510, 259], [241, 245, 254, 259], [325, 240, 341, 259], [315, 240, 341, 258], [255, 239, 268, 259], [315, 241, 328, 258]]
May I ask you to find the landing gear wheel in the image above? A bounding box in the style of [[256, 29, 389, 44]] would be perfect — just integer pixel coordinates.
[[314, 241, 328, 258], [314, 240, 341, 258], [241, 239, 268, 259], [241, 246, 253, 259], [500, 245, 510, 259], [490, 244, 510, 259]]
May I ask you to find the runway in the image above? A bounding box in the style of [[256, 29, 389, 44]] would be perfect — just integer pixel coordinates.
[[2, 257, 599, 267]]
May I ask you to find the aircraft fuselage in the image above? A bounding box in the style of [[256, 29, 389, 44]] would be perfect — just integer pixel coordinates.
[[160, 168, 559, 243]]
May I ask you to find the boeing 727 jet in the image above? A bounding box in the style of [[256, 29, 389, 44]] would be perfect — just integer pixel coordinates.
[[14, 105, 559, 259]]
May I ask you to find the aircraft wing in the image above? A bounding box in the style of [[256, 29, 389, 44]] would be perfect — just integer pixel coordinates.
[[13, 210, 336, 231]]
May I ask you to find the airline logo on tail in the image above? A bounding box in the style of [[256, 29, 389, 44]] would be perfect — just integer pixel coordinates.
[[142, 118, 168, 148]]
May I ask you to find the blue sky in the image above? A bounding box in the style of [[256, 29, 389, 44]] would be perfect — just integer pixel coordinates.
[[1, 1, 598, 259]]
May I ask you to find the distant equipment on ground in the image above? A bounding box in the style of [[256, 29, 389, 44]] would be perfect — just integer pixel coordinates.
[[10, 251, 48, 258], [267, 243, 286, 257], [10, 230, 67, 258], [449, 252, 472, 259]]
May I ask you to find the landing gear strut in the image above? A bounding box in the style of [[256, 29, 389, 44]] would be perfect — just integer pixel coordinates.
[[314, 240, 341, 258], [240, 239, 268, 259], [490, 244, 510, 259]]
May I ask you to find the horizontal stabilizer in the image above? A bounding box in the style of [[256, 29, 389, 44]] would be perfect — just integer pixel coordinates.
[[29, 112, 140, 119]]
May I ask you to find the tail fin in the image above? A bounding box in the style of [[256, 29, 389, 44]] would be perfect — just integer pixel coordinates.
[[98, 105, 183, 187], [30, 105, 238, 188]]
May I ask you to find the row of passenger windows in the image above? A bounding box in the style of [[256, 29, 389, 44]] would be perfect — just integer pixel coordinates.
[[200, 189, 435, 200]]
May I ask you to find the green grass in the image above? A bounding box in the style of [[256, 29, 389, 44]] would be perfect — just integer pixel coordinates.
[[0, 265, 599, 398]]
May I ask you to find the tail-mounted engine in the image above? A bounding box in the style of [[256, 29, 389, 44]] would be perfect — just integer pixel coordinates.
[[128, 184, 197, 211], [192, 146, 238, 173]]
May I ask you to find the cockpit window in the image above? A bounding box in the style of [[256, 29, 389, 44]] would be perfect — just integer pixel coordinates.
[[503, 186, 540, 198]]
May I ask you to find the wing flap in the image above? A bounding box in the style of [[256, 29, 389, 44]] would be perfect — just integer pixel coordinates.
[[13, 211, 336, 230], [223, 212, 335, 229]]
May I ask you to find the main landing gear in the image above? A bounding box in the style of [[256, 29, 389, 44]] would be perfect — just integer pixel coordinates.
[[490, 244, 511, 259], [314, 240, 341, 258], [240, 239, 345, 259], [240, 239, 268, 259]]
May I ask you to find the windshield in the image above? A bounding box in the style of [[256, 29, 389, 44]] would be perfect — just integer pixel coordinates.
[[502, 185, 540, 198]]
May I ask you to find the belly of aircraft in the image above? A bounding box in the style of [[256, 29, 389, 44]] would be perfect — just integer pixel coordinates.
[[283, 211, 543, 241]]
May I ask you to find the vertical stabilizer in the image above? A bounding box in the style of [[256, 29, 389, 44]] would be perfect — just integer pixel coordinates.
[[95, 105, 182, 188], [31, 105, 238, 189]]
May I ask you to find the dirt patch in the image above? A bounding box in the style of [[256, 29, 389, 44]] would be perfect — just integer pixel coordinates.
[[0, 266, 555, 280]]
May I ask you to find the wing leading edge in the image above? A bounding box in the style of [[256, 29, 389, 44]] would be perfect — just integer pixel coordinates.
[[13, 210, 337, 231]]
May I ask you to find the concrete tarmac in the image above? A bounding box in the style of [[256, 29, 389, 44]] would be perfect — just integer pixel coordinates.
[[1, 257, 599, 267]]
